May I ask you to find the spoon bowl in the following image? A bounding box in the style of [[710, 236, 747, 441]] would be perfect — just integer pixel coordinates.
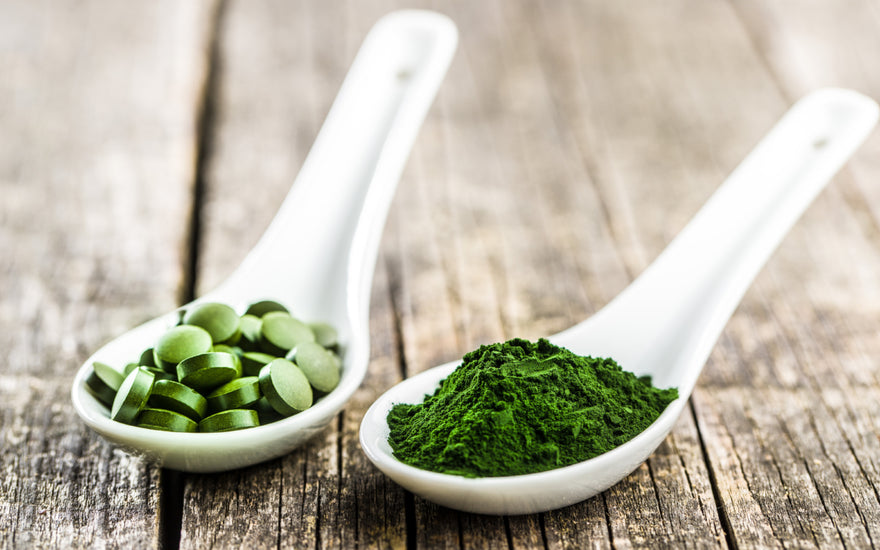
[[360, 361, 687, 515], [71, 10, 457, 473], [360, 88, 879, 514]]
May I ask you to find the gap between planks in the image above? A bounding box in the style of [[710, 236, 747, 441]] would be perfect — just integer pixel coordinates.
[[160, 1, 225, 549]]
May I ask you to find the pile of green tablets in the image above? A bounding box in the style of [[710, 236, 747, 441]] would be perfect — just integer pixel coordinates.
[[84, 300, 341, 433]]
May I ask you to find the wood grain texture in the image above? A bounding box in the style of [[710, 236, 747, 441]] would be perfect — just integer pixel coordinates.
[[6, 0, 880, 548], [181, 1, 409, 549], [730, 0, 880, 235], [547, 0, 880, 547], [0, 0, 216, 548], [183, 0, 727, 548]]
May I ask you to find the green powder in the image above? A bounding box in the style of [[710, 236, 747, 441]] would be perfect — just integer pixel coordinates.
[[387, 338, 678, 477]]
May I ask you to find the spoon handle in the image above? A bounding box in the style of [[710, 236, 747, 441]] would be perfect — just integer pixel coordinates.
[[556, 89, 878, 393], [216, 11, 457, 319]]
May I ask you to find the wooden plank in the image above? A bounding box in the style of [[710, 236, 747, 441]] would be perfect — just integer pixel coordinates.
[[179, 214, 411, 547], [695, 261, 880, 548], [496, 1, 730, 547], [342, 255, 409, 550], [181, 1, 880, 550], [730, 0, 880, 278], [180, 1, 411, 549], [544, 497, 611, 550], [180, 0, 484, 545], [528, 0, 777, 546], [385, 4, 511, 542], [191, 0, 347, 295], [178, 0, 340, 546], [0, 0, 216, 548], [529, 0, 880, 547], [705, 1, 880, 547]]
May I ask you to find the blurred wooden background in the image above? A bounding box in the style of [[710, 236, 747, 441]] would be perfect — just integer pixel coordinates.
[[3, 1, 880, 548]]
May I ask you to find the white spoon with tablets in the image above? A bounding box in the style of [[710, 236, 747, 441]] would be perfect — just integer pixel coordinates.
[[71, 10, 457, 472], [360, 88, 879, 514]]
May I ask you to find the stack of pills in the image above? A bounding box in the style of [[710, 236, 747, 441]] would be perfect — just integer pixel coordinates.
[[84, 300, 341, 432]]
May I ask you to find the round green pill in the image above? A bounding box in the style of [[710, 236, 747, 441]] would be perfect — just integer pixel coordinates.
[[199, 409, 260, 432], [154, 325, 213, 372], [308, 322, 339, 350], [254, 397, 283, 424], [221, 325, 242, 346], [183, 302, 240, 344], [137, 408, 198, 432], [238, 314, 262, 351], [212, 344, 240, 355], [85, 369, 117, 407], [140, 366, 176, 382], [240, 351, 275, 376], [111, 367, 156, 425], [92, 361, 124, 391], [138, 348, 157, 368], [287, 342, 340, 393], [245, 300, 289, 317], [176, 352, 240, 392], [206, 376, 261, 413], [148, 379, 208, 421], [259, 358, 313, 416], [212, 345, 243, 375], [259, 312, 315, 356]]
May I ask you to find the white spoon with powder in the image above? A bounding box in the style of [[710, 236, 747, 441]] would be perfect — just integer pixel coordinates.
[[359, 88, 879, 515]]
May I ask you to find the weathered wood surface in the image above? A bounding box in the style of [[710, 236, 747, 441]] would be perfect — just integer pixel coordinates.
[[0, 1, 217, 548], [3, 0, 880, 548]]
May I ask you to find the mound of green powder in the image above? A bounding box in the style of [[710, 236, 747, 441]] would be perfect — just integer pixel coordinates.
[[387, 338, 678, 477]]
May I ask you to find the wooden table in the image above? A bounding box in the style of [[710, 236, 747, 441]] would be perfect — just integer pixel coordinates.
[[3, 1, 880, 548]]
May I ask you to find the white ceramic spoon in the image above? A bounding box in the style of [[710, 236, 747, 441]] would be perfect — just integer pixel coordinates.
[[70, 10, 457, 473], [360, 88, 879, 515]]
